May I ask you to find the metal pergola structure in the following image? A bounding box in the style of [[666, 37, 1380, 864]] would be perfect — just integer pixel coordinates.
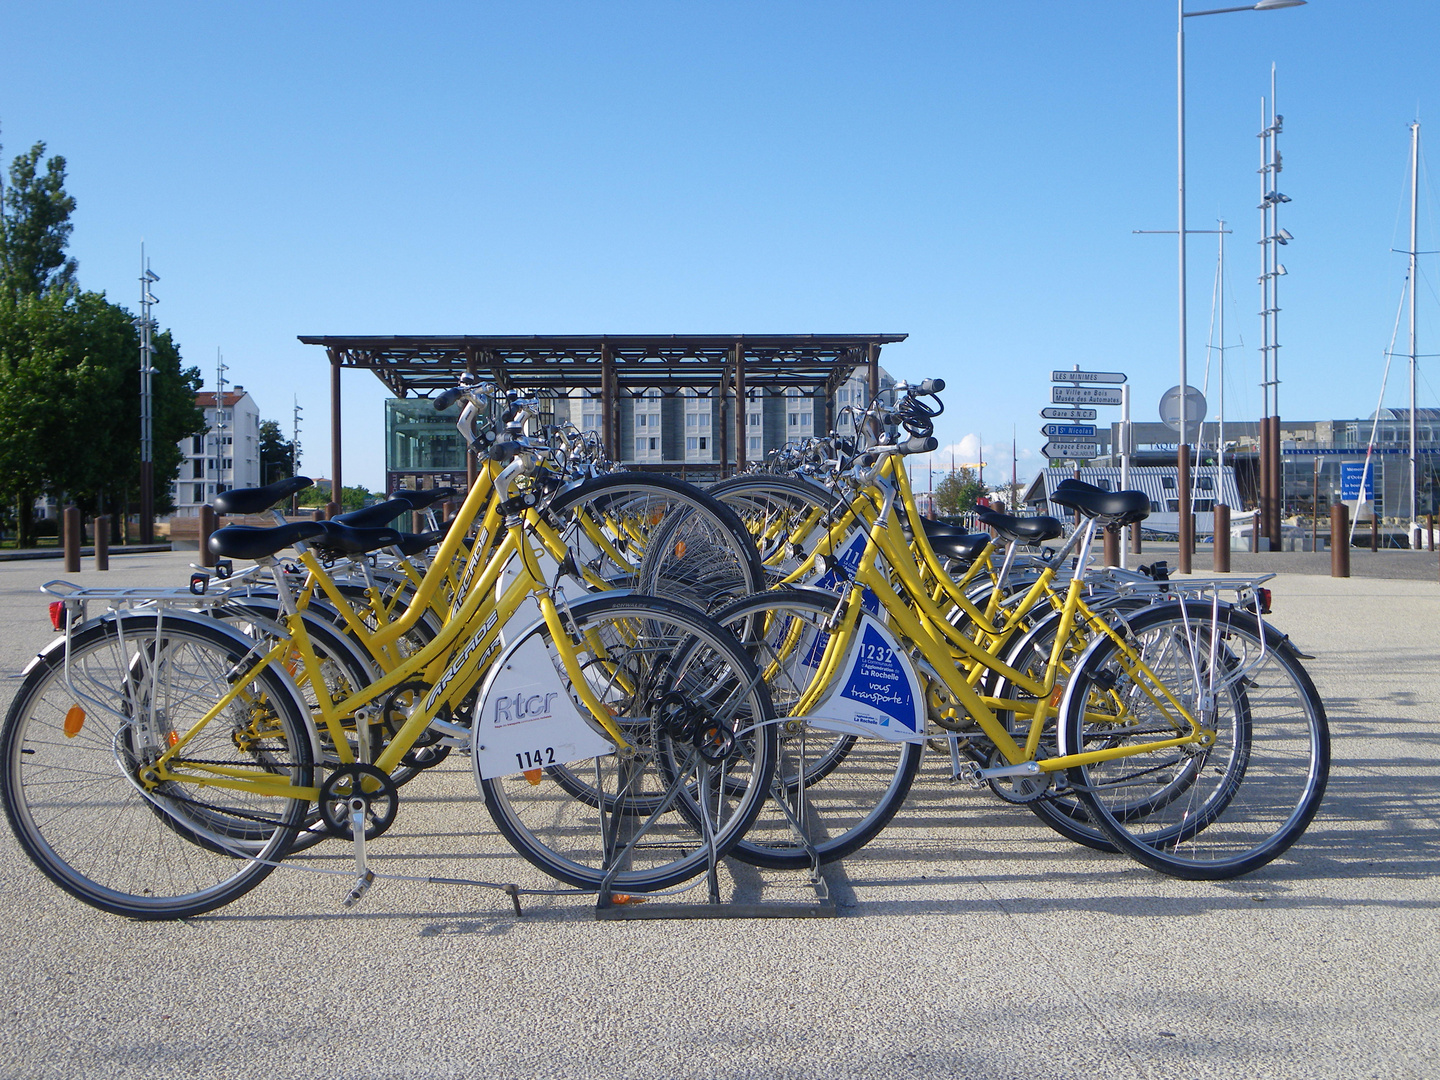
[[299, 333, 908, 497]]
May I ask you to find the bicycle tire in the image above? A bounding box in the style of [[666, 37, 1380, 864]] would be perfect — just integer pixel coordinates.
[[1060, 601, 1329, 880], [1, 613, 313, 919], [478, 594, 778, 892], [707, 473, 840, 584], [549, 472, 764, 610]]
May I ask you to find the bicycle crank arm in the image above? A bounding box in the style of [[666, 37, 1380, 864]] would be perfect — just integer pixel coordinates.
[[954, 760, 1042, 788]]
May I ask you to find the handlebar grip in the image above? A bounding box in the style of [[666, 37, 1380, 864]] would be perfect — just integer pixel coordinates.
[[901, 436, 938, 455], [434, 387, 466, 412], [916, 378, 945, 395], [489, 440, 524, 463]]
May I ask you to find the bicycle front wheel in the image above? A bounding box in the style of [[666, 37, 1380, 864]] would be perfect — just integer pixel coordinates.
[[1, 614, 314, 918], [1060, 601, 1329, 880], [478, 595, 777, 892], [551, 473, 764, 611]]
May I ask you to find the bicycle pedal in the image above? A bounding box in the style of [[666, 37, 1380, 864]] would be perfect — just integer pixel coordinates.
[[952, 761, 985, 789], [342, 869, 376, 909]]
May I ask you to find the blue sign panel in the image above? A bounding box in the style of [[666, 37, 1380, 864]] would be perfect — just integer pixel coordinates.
[[1340, 461, 1374, 501]]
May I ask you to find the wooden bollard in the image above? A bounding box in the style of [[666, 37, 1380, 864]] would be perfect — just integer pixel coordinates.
[[1213, 504, 1230, 572], [198, 504, 218, 567], [63, 506, 82, 573], [1103, 524, 1119, 567], [1331, 503, 1350, 578], [1129, 523, 1142, 554], [94, 515, 110, 571]]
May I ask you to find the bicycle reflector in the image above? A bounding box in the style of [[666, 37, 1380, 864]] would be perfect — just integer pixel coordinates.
[[1256, 588, 1273, 615], [63, 706, 86, 738], [48, 602, 67, 630]]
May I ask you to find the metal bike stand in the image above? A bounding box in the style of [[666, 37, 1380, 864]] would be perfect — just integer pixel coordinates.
[[594, 754, 836, 921]]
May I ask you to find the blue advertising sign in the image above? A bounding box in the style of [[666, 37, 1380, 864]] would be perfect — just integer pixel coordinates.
[[1340, 461, 1374, 502]]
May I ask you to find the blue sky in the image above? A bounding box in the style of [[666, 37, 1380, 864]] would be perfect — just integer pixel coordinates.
[[3, 1, 1438, 489]]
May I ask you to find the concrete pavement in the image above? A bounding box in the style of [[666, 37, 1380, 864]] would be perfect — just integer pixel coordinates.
[[0, 551, 1435, 1079]]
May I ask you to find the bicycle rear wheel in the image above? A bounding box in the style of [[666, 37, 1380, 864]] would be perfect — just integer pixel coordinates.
[[478, 595, 777, 892], [1060, 601, 1329, 880], [714, 589, 922, 869], [1, 614, 313, 918]]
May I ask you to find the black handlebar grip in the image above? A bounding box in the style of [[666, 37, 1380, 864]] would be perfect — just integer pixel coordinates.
[[489, 440, 524, 463], [434, 387, 466, 412], [901, 436, 938, 455], [916, 378, 945, 395]]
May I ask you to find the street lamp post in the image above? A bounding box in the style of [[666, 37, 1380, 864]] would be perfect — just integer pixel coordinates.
[[1176, 0, 1303, 570]]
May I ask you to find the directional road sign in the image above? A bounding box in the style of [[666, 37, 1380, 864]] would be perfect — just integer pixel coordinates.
[[1040, 423, 1097, 439], [1040, 406, 1098, 421], [1041, 440, 1101, 460], [1052, 386, 1122, 406], [1051, 370, 1127, 384]]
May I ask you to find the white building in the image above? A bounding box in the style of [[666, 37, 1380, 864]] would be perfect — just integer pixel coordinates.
[[172, 387, 261, 516], [560, 365, 894, 472]]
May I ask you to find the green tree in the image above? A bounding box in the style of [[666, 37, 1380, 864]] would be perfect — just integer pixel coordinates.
[[0, 131, 204, 542], [0, 133, 77, 301], [934, 467, 985, 518], [298, 483, 373, 512], [259, 419, 296, 484]]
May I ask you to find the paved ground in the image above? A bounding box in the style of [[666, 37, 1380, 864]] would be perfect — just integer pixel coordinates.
[[0, 551, 1436, 1079]]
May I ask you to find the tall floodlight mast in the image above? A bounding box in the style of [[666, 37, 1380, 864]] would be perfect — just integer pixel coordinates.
[[215, 350, 230, 496], [1258, 65, 1291, 546], [293, 397, 304, 476], [135, 249, 160, 542]]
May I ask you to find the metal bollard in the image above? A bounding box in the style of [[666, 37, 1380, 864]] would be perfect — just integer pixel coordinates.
[[1331, 503, 1350, 578], [1252, 510, 1262, 553], [198, 504, 218, 568], [94, 515, 110, 571], [63, 507, 81, 573], [1429, 514, 1435, 552], [1213, 504, 1230, 572]]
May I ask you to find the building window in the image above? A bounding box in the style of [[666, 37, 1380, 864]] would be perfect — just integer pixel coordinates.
[[1196, 476, 1214, 491], [1162, 477, 1176, 490], [748, 436, 762, 455]]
